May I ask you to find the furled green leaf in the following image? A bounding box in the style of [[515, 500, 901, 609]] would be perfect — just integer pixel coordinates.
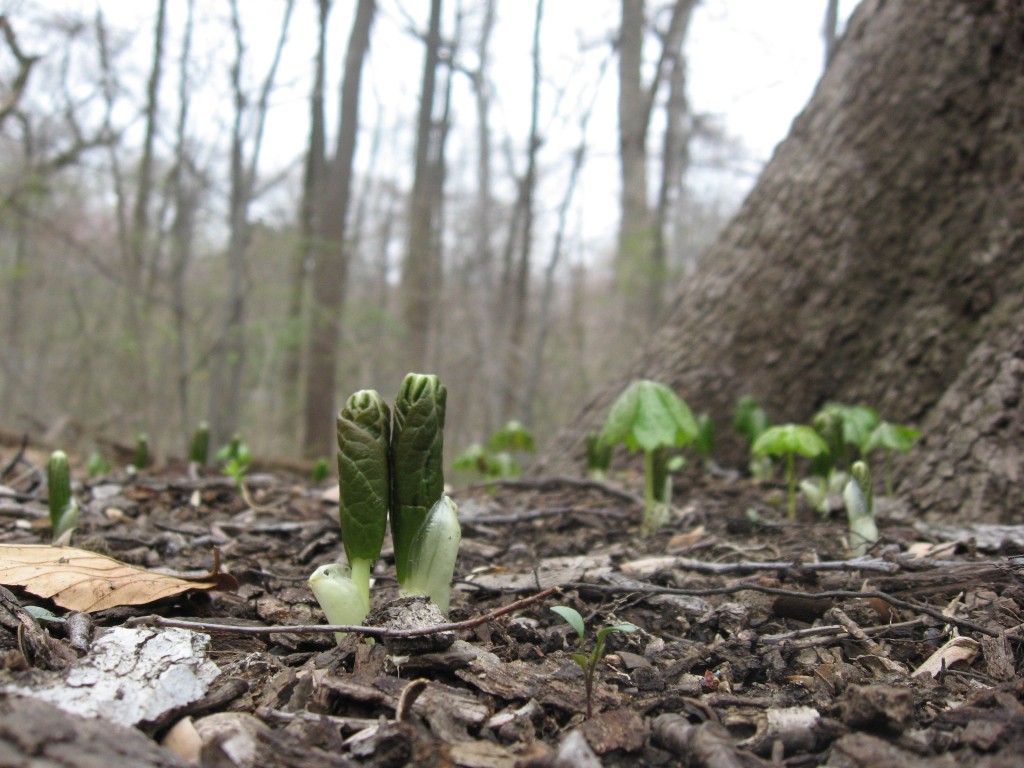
[[551, 605, 586, 645], [336, 389, 392, 565], [600, 380, 698, 453], [752, 424, 829, 459], [391, 373, 447, 583], [403, 495, 461, 613]]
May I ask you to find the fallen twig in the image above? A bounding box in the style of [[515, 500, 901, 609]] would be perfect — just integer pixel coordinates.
[[564, 581, 1001, 638], [125, 585, 560, 637]]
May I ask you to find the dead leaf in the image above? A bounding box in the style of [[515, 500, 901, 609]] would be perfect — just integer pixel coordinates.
[[0, 544, 224, 612]]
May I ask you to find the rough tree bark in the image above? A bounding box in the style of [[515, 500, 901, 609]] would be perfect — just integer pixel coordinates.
[[401, 0, 444, 372], [301, 0, 376, 458], [540, 0, 1023, 523]]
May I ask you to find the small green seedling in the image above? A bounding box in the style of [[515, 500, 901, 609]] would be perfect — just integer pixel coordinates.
[[189, 422, 210, 465], [86, 451, 113, 477], [812, 403, 879, 472], [844, 460, 878, 557], [752, 424, 829, 518], [216, 435, 252, 487], [132, 433, 149, 471], [47, 450, 78, 540], [453, 420, 534, 480], [600, 380, 699, 535], [585, 433, 612, 481], [311, 458, 330, 484], [551, 606, 637, 719], [862, 421, 921, 496], [694, 413, 715, 462], [733, 396, 773, 478]]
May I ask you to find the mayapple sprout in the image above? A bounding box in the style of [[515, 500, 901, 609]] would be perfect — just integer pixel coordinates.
[[47, 450, 78, 540], [133, 433, 149, 470], [336, 389, 392, 613], [401, 495, 461, 613], [600, 380, 698, 535], [189, 421, 210, 465], [751, 424, 829, 518], [391, 373, 447, 584], [844, 460, 879, 557], [308, 564, 369, 643], [550, 605, 637, 719], [862, 421, 921, 496], [585, 433, 612, 481]]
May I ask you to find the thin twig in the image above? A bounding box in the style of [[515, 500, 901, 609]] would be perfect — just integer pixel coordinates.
[[564, 581, 1001, 638], [125, 585, 560, 637]]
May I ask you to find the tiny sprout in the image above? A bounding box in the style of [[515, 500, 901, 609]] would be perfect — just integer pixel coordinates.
[[844, 460, 879, 557], [862, 421, 921, 496], [311, 458, 330, 484], [47, 450, 78, 540], [733, 395, 770, 448], [751, 424, 829, 518], [551, 606, 637, 719], [189, 421, 210, 465], [133, 433, 149, 470], [585, 433, 612, 481]]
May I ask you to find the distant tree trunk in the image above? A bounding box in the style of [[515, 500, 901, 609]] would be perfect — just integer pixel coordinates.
[[169, 0, 196, 451], [615, 0, 695, 332], [499, 0, 544, 421], [283, 0, 329, 446], [823, 0, 840, 68], [401, 0, 443, 372], [208, 0, 293, 452], [301, 0, 376, 459], [539, 0, 1024, 524]]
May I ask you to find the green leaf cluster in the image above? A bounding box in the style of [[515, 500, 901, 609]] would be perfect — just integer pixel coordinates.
[[453, 421, 535, 480]]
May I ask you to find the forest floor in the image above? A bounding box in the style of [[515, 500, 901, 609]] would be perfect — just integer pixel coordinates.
[[1, 450, 1023, 767]]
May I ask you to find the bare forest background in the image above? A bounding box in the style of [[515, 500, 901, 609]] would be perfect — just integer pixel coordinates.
[[0, 0, 854, 467]]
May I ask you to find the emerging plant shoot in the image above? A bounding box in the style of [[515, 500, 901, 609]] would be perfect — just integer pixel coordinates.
[[336, 389, 392, 616], [752, 424, 829, 518], [600, 380, 698, 535], [189, 421, 210, 465], [391, 373, 447, 585], [862, 421, 921, 496], [402, 495, 461, 614], [844, 460, 878, 557], [47, 450, 78, 540]]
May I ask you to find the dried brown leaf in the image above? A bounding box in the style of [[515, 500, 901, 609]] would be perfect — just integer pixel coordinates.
[[0, 544, 221, 612]]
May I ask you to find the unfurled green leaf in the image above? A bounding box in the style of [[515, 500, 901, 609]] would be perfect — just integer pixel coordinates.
[[391, 373, 447, 583], [486, 421, 535, 453], [601, 380, 698, 454], [733, 395, 770, 447], [336, 390, 391, 566], [551, 605, 586, 645], [863, 422, 921, 454], [752, 424, 829, 459]]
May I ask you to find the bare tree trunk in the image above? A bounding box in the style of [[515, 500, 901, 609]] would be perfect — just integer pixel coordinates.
[[497, 0, 544, 422], [208, 0, 294, 452], [301, 0, 376, 458], [283, 0, 329, 447], [169, 0, 196, 452], [616, 0, 695, 332], [539, 0, 1024, 527], [401, 0, 443, 372], [823, 0, 840, 68]]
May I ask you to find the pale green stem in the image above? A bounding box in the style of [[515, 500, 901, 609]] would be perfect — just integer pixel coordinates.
[[644, 450, 656, 530], [786, 452, 796, 519], [350, 558, 372, 615]]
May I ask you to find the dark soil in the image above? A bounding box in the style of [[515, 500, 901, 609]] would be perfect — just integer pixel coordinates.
[[2, 452, 1023, 767]]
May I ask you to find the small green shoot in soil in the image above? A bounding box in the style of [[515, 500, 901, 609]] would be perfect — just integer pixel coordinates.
[[189, 421, 210, 465], [311, 458, 330, 484], [551, 605, 637, 719], [844, 460, 879, 557], [599, 380, 698, 535], [453, 420, 535, 480], [216, 434, 252, 487], [752, 424, 828, 518], [585, 433, 612, 481], [862, 421, 920, 496], [47, 450, 78, 540]]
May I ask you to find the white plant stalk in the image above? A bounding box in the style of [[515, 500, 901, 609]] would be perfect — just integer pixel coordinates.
[[402, 495, 461, 614]]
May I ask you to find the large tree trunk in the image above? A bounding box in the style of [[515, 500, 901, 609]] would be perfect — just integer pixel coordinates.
[[539, 0, 1023, 523]]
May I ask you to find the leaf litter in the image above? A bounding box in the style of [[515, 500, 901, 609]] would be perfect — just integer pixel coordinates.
[[0, 459, 1022, 766]]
